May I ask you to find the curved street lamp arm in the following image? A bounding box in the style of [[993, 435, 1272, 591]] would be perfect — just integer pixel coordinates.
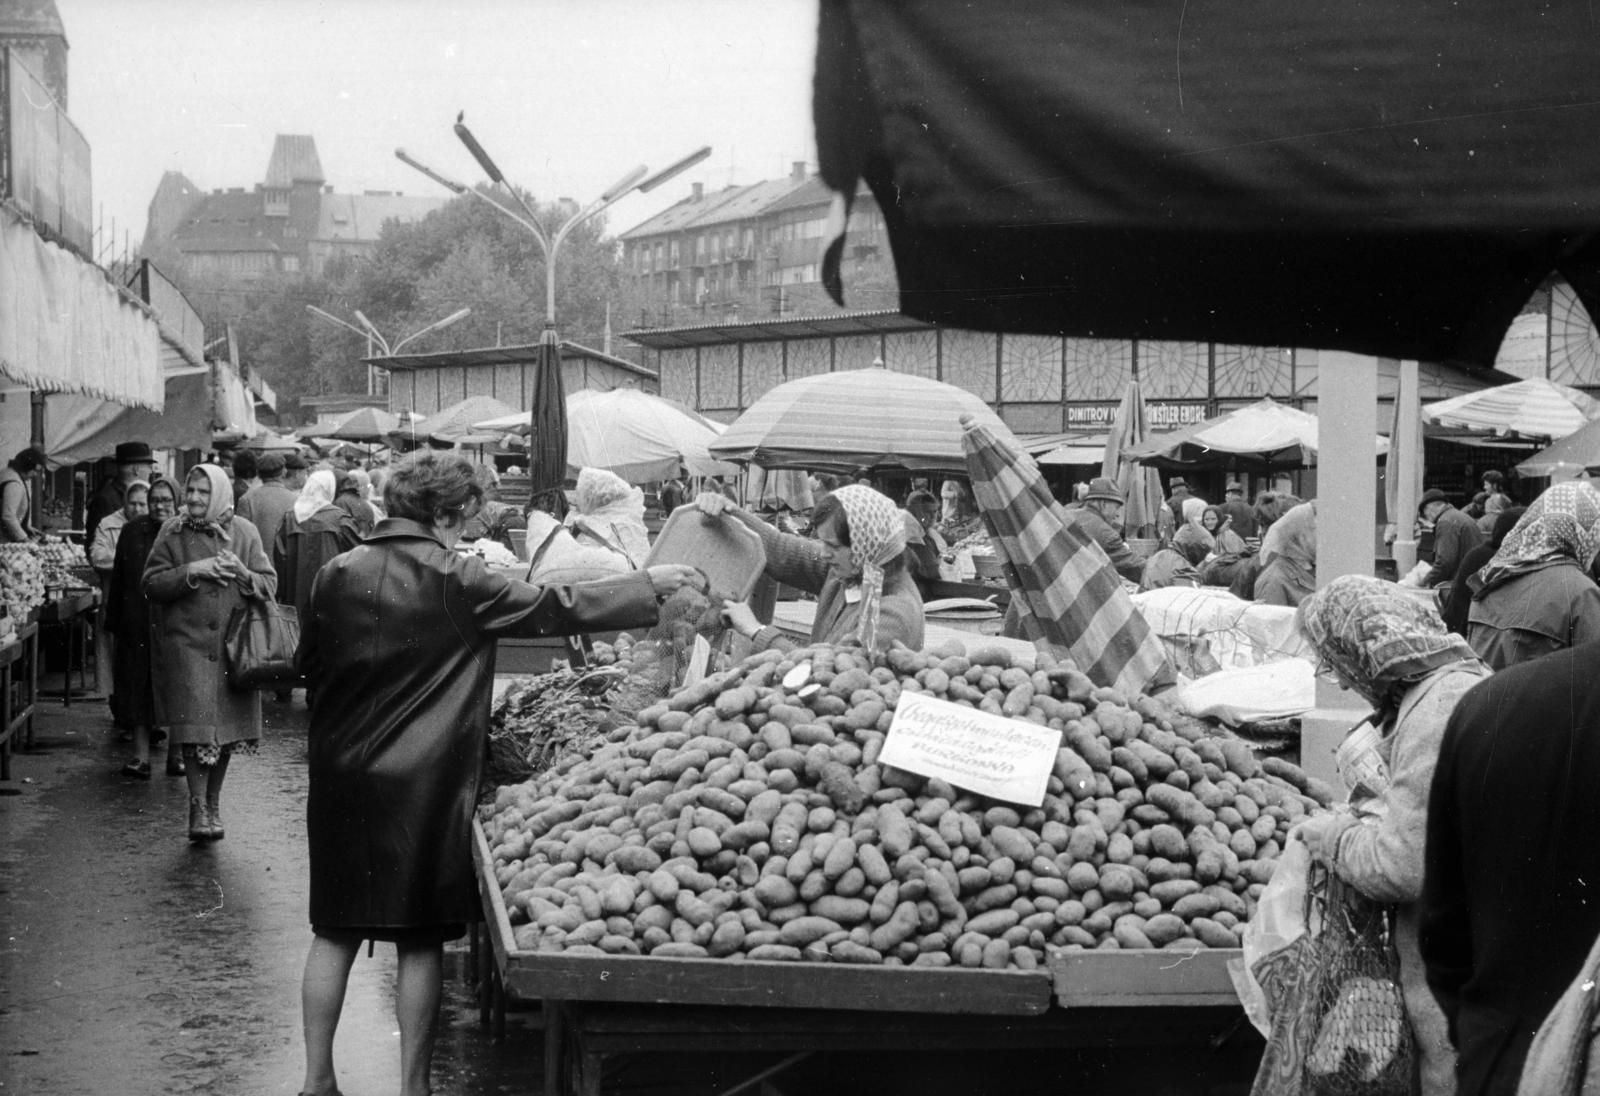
[[392, 307, 473, 355], [305, 305, 379, 347], [463, 185, 551, 253]]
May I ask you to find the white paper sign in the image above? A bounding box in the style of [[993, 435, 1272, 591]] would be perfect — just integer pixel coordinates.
[[880, 691, 1058, 807], [680, 634, 713, 688]]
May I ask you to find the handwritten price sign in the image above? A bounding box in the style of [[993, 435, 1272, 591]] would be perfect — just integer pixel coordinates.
[[879, 691, 1058, 807]]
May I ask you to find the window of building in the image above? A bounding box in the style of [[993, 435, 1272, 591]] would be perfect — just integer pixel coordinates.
[[282, 255, 300, 273], [669, 240, 680, 266], [696, 236, 706, 260]]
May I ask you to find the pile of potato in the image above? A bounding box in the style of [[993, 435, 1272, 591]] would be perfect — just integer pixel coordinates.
[[481, 640, 1333, 969]]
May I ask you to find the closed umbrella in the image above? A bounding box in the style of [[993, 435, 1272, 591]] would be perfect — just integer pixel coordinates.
[[1101, 380, 1165, 540], [1423, 377, 1600, 440], [961, 413, 1174, 696], [710, 366, 1022, 474], [528, 335, 567, 514]]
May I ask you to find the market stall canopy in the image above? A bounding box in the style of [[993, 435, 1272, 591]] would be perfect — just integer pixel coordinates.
[[425, 395, 524, 447], [314, 406, 401, 445], [708, 366, 1023, 475], [813, 1, 1600, 369], [1422, 378, 1600, 441], [475, 388, 736, 482], [1123, 397, 1387, 472], [1515, 418, 1600, 479], [236, 430, 302, 452]]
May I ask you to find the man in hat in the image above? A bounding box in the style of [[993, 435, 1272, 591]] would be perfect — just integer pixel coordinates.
[[236, 452, 299, 548], [1068, 477, 1150, 582], [85, 441, 156, 548], [1165, 477, 1193, 529], [1418, 488, 1485, 589], [1218, 479, 1257, 541]]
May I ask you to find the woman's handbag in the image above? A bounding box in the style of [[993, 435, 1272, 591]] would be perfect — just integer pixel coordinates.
[[224, 599, 302, 690]]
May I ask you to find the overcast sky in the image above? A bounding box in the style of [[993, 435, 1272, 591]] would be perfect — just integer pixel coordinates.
[[61, 0, 819, 251]]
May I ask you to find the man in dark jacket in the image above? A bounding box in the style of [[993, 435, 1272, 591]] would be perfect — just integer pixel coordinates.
[[1420, 641, 1600, 1096], [235, 453, 298, 549], [1418, 488, 1485, 588], [1066, 477, 1149, 583], [1218, 480, 1257, 540], [85, 441, 155, 548]]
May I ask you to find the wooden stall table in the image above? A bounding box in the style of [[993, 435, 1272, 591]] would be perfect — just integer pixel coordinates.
[[0, 621, 39, 783], [471, 823, 1255, 1095], [38, 589, 99, 706]]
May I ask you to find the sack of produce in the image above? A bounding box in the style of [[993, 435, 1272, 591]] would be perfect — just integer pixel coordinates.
[[1248, 866, 1416, 1096], [482, 636, 1336, 969]]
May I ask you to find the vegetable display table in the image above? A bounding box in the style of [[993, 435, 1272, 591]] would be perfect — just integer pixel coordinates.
[[0, 622, 38, 783], [471, 822, 1253, 1095]]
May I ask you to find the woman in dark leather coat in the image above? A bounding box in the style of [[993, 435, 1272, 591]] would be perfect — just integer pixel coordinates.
[[294, 449, 701, 1096]]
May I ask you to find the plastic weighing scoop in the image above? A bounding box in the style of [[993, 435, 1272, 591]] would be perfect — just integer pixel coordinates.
[[645, 505, 768, 603]]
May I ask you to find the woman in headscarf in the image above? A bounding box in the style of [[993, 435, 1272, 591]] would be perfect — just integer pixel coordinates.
[[933, 478, 984, 546], [1200, 504, 1248, 557], [566, 467, 651, 568], [332, 469, 376, 536], [143, 464, 277, 842], [698, 484, 925, 653], [1252, 499, 1317, 607], [1438, 504, 1525, 638], [1139, 522, 1210, 591], [1292, 575, 1492, 1095], [1466, 481, 1600, 670], [275, 469, 362, 625], [106, 476, 176, 778]]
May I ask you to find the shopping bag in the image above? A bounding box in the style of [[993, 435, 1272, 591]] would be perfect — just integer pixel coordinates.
[[1248, 861, 1418, 1096], [224, 599, 302, 691], [1231, 831, 1316, 1037]]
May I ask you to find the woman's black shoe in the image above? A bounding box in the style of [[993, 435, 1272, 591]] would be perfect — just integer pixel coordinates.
[[120, 760, 151, 780]]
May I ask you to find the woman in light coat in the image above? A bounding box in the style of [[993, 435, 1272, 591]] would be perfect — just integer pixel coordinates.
[[143, 464, 276, 842], [1293, 575, 1492, 1095]]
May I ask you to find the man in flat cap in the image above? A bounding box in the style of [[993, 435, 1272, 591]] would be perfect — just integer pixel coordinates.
[[236, 452, 299, 548], [86, 441, 156, 548], [1418, 488, 1485, 589], [1069, 477, 1150, 583]]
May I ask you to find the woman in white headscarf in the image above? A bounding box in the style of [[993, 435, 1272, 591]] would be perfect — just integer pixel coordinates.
[[143, 464, 277, 842], [275, 469, 361, 624], [698, 484, 925, 653], [566, 467, 651, 567]]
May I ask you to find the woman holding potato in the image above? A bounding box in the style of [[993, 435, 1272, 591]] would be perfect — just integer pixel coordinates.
[[293, 449, 703, 1096], [1291, 574, 1491, 1095], [696, 484, 925, 654]]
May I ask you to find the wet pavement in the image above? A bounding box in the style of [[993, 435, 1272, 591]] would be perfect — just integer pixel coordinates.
[[0, 677, 537, 1096]]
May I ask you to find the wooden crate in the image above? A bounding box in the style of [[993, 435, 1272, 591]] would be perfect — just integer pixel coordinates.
[[473, 821, 1051, 1016], [1049, 946, 1243, 1007]]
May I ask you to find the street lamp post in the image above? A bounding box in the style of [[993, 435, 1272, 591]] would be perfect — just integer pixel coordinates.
[[304, 306, 471, 396], [396, 123, 709, 513]]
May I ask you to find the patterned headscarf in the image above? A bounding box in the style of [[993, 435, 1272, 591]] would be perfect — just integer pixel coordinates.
[[1298, 574, 1479, 708], [1475, 481, 1600, 597], [293, 469, 339, 524], [181, 464, 234, 540], [830, 484, 906, 650]]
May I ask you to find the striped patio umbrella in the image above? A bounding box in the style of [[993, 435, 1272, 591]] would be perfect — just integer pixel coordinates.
[[710, 366, 1022, 474], [1101, 380, 1165, 540], [962, 413, 1175, 696], [1423, 377, 1600, 440]]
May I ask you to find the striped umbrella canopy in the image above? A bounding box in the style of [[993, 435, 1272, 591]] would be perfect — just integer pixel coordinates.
[[1423, 377, 1600, 440], [710, 366, 1023, 475], [1101, 380, 1166, 539], [962, 413, 1175, 697]]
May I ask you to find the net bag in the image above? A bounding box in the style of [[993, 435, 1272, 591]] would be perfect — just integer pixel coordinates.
[[607, 584, 730, 721], [1251, 866, 1418, 1096]]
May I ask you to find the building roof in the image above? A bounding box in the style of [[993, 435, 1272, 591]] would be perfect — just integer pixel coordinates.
[[762, 175, 839, 216], [0, 0, 65, 39], [265, 134, 324, 187], [624, 310, 930, 349], [169, 189, 288, 252], [315, 193, 449, 242], [365, 340, 658, 379], [619, 177, 803, 240]]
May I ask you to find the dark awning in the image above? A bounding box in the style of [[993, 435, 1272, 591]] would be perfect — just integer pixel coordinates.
[[814, 0, 1600, 370]]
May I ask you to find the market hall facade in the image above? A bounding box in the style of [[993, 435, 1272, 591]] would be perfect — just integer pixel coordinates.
[[622, 308, 1599, 499]]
